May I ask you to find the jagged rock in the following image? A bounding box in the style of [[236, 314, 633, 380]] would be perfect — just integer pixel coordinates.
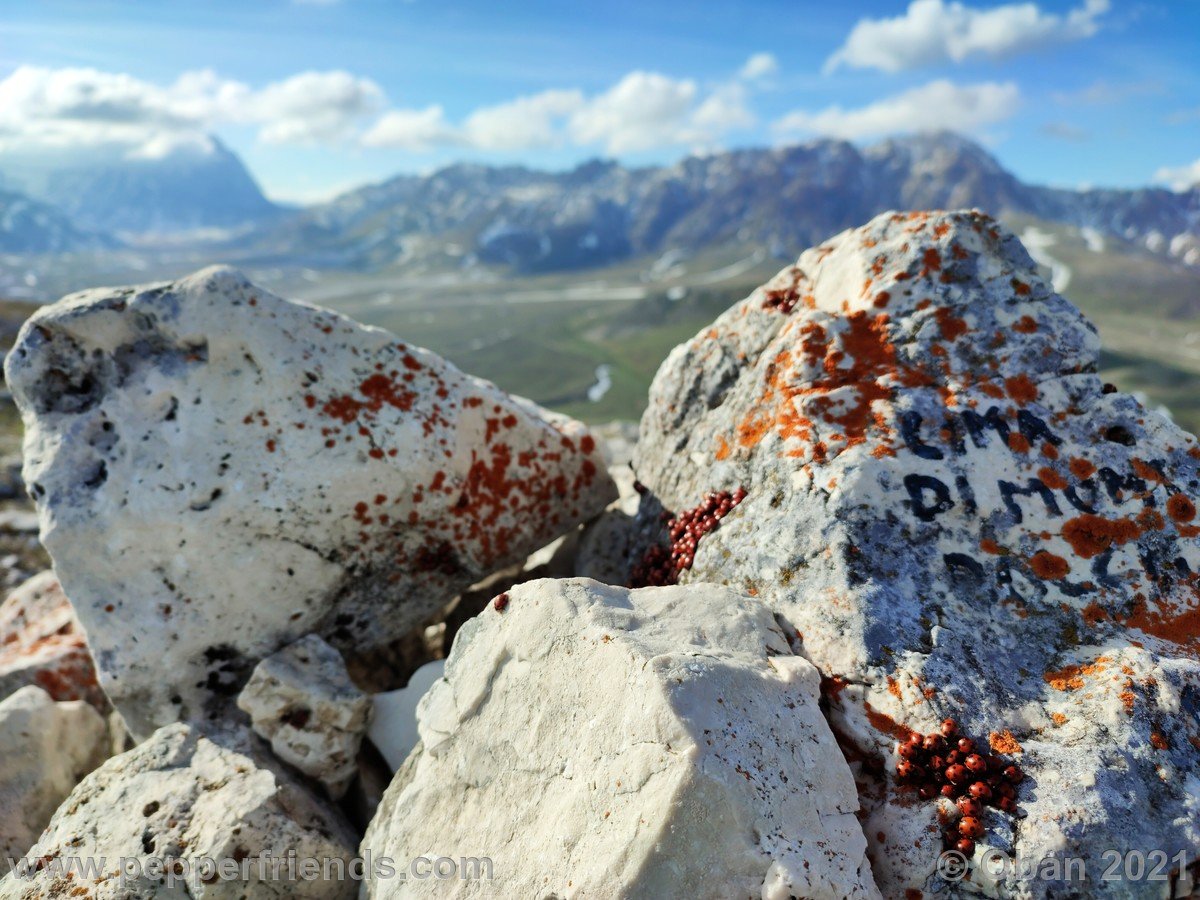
[[237, 634, 372, 798], [0, 571, 103, 708], [361, 578, 880, 899], [0, 686, 108, 874], [2, 722, 357, 899], [630, 210, 1200, 896], [4, 266, 615, 738], [367, 658, 445, 772]]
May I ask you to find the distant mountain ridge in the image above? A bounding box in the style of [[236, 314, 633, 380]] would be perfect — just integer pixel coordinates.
[[0, 190, 115, 255], [1, 137, 281, 241], [253, 131, 1200, 273]]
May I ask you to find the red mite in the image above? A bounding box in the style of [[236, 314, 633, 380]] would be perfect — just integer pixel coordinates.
[[890, 717, 1024, 852], [492, 593, 510, 612]]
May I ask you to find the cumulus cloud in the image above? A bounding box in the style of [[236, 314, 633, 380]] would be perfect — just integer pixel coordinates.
[[0, 65, 383, 158], [362, 54, 770, 155], [1155, 159, 1200, 192], [463, 89, 584, 150], [739, 52, 779, 81], [773, 80, 1020, 141], [361, 105, 460, 150], [825, 0, 1109, 73]]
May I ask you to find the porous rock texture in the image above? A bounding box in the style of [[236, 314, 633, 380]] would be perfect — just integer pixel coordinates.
[[237, 634, 373, 798], [629, 210, 1200, 895], [362, 577, 880, 899], [0, 686, 109, 875], [0, 570, 103, 708], [3, 266, 615, 738], [1, 722, 357, 899]]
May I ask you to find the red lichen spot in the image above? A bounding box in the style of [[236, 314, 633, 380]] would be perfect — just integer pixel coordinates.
[[921, 248, 942, 272], [493, 592, 510, 612], [1038, 467, 1067, 490], [714, 435, 731, 461], [1041, 441, 1059, 460], [1062, 514, 1142, 559], [1030, 551, 1069, 580], [1081, 602, 1109, 627], [1013, 280, 1031, 296], [1005, 374, 1037, 406], [1150, 731, 1169, 750], [980, 538, 1006, 555], [1012, 315, 1038, 334], [1007, 433, 1031, 453], [265, 439, 276, 453], [934, 307, 968, 340], [873, 291, 891, 308], [1167, 494, 1196, 523], [580, 435, 595, 455], [1130, 458, 1165, 484], [1068, 457, 1096, 480]]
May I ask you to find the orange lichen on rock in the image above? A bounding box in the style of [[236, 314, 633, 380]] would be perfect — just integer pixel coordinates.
[[1030, 550, 1069, 580], [1069, 457, 1096, 480], [1004, 374, 1037, 405], [989, 729, 1022, 754], [1044, 656, 1109, 691], [1061, 513, 1142, 559], [863, 701, 918, 742], [1119, 593, 1200, 656]]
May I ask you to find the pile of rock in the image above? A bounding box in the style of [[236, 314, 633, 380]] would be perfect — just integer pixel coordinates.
[[1, 212, 1197, 898]]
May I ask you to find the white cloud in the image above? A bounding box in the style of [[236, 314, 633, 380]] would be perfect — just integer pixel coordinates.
[[0, 65, 383, 158], [463, 89, 584, 150], [773, 80, 1020, 141], [361, 105, 460, 150], [825, 0, 1109, 73], [361, 65, 760, 156], [739, 52, 779, 81], [568, 72, 701, 153], [1155, 159, 1200, 192]]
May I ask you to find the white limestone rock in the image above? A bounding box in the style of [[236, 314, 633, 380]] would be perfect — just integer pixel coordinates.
[[0, 570, 103, 708], [4, 266, 615, 738], [1, 722, 357, 899], [0, 686, 108, 875], [367, 658, 445, 773], [237, 634, 373, 799], [361, 577, 880, 899], [630, 210, 1200, 896]]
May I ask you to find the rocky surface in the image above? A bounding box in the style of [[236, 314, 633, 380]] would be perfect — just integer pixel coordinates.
[[3, 266, 615, 738], [362, 577, 879, 899], [0, 570, 103, 708], [626, 209, 1200, 895], [367, 658, 445, 773], [238, 634, 373, 799], [0, 686, 109, 874], [2, 722, 357, 899]]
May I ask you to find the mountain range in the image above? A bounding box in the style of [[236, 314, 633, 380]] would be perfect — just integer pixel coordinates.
[[252, 131, 1200, 273], [1, 131, 1198, 272]]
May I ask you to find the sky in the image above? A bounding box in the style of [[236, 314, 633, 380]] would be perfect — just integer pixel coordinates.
[[0, 0, 1197, 203]]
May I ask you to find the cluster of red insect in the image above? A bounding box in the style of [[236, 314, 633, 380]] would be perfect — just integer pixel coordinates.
[[629, 487, 748, 588], [762, 286, 800, 314], [894, 718, 1023, 857]]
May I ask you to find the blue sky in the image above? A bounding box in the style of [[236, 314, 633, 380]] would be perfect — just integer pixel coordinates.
[[1, 0, 1197, 202]]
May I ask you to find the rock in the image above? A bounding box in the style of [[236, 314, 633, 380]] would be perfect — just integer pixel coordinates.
[[237, 634, 373, 799], [3, 722, 357, 898], [0, 570, 104, 708], [630, 210, 1200, 896], [0, 510, 38, 534], [367, 658, 445, 772], [0, 685, 108, 874], [4, 266, 615, 738], [361, 578, 879, 899]]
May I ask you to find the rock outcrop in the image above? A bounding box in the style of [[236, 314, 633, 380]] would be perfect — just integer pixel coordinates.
[[0, 686, 109, 874], [362, 578, 879, 899], [2, 722, 357, 899], [627, 210, 1200, 895], [237, 634, 373, 798], [3, 266, 615, 738], [0, 571, 103, 708]]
